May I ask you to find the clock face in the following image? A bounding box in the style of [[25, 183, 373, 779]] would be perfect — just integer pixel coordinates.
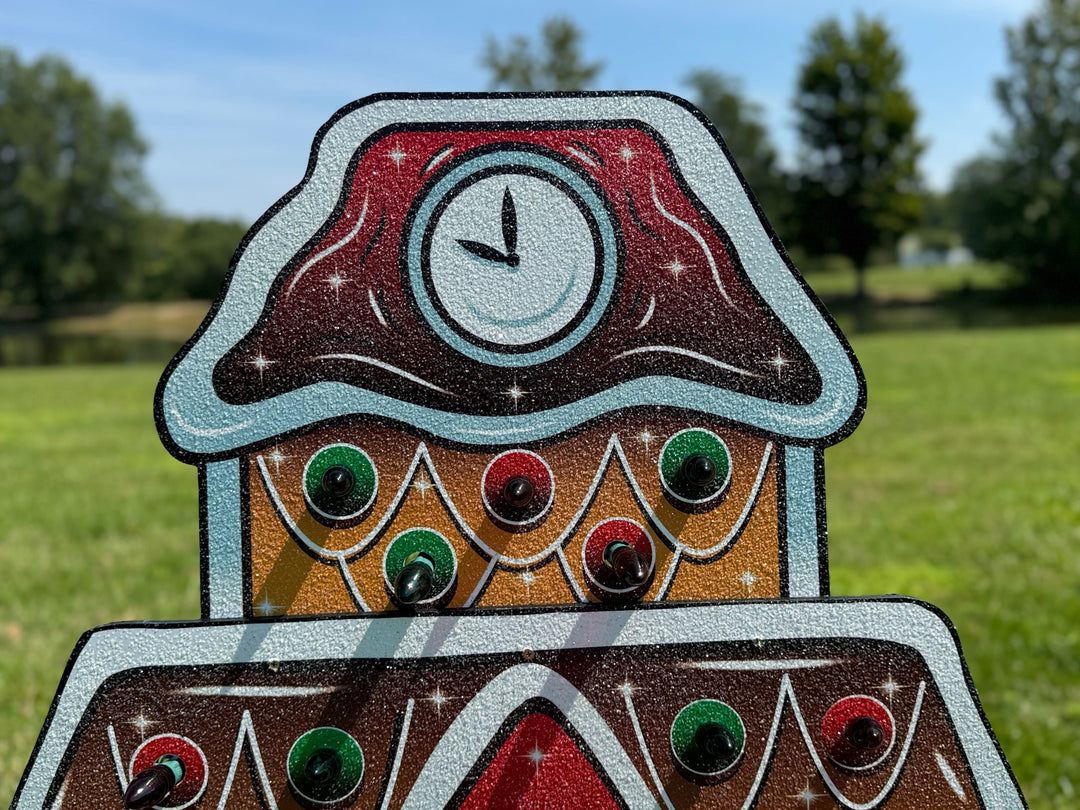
[[406, 148, 620, 367]]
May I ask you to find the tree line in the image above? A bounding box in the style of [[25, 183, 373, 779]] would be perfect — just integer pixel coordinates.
[[0, 49, 247, 316], [2, 1, 1078, 316], [484, 5, 1080, 302]]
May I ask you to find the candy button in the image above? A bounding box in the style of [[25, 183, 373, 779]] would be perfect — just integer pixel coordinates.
[[659, 429, 731, 508], [383, 528, 457, 607], [670, 700, 745, 778], [581, 518, 654, 598], [303, 444, 377, 523], [820, 695, 895, 770], [481, 450, 554, 530], [128, 735, 207, 809], [287, 727, 364, 805]]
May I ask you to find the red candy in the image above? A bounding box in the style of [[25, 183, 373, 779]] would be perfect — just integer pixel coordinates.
[[581, 518, 654, 597], [130, 734, 207, 807], [820, 695, 895, 770], [481, 450, 554, 531]]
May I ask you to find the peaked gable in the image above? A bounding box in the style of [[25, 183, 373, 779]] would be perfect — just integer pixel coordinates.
[[157, 93, 864, 460]]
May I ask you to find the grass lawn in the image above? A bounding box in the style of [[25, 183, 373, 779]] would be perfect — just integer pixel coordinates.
[[1, 324, 1078, 808]]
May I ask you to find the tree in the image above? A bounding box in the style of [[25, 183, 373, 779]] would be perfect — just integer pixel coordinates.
[[482, 17, 603, 91], [792, 15, 923, 298], [951, 0, 1080, 299], [684, 69, 790, 235], [0, 49, 149, 315], [129, 214, 247, 301]]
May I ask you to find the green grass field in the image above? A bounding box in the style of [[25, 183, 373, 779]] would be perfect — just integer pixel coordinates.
[[1, 322, 1078, 808]]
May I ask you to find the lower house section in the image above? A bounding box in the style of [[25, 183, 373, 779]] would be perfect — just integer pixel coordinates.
[[15, 600, 1024, 810]]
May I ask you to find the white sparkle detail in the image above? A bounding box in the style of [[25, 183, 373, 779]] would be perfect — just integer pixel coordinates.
[[617, 680, 637, 697], [249, 353, 275, 381], [413, 473, 433, 500], [129, 711, 156, 737], [769, 349, 790, 379], [619, 145, 634, 164], [389, 145, 407, 166], [426, 686, 451, 716], [522, 742, 546, 771], [880, 675, 903, 700], [666, 258, 687, 280], [266, 448, 289, 474], [518, 569, 538, 595], [739, 569, 759, 594], [792, 781, 825, 808], [505, 383, 529, 412], [254, 592, 284, 616], [327, 272, 347, 301], [638, 429, 655, 452]]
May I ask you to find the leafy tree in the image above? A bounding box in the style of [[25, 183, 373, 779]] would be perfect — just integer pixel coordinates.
[[130, 214, 247, 301], [952, 0, 1080, 299], [684, 69, 790, 234], [0, 49, 149, 315], [792, 15, 923, 298], [482, 17, 603, 91]]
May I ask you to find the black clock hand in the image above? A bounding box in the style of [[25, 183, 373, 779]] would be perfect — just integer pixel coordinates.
[[457, 239, 509, 264], [501, 186, 519, 264]]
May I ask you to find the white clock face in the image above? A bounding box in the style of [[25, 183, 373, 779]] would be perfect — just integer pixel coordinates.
[[428, 173, 595, 347], [407, 149, 619, 367]]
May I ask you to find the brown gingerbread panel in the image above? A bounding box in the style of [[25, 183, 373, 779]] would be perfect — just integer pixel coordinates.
[[55, 638, 975, 810]]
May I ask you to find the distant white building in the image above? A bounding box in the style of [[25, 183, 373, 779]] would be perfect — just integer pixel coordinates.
[[898, 233, 974, 267]]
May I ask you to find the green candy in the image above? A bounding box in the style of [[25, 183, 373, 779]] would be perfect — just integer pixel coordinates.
[[670, 699, 745, 777], [659, 429, 731, 505], [287, 727, 363, 803], [303, 444, 377, 521], [383, 529, 457, 601]]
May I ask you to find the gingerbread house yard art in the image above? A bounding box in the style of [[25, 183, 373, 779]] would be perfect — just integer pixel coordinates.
[[14, 92, 1026, 810]]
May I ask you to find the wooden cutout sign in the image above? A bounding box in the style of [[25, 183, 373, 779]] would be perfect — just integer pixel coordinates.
[[13, 93, 1025, 809]]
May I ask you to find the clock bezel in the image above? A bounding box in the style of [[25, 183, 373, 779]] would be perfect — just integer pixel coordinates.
[[404, 143, 622, 367]]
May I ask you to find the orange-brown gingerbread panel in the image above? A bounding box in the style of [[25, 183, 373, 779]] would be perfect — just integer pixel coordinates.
[[246, 413, 780, 616]]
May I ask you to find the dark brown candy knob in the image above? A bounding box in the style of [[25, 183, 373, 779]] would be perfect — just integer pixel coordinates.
[[845, 716, 885, 751], [821, 695, 894, 769], [684, 721, 740, 774], [321, 465, 355, 498], [605, 541, 649, 587], [124, 754, 185, 809], [482, 451, 554, 530], [394, 552, 435, 605], [304, 747, 344, 788], [681, 453, 717, 487], [501, 475, 536, 509]]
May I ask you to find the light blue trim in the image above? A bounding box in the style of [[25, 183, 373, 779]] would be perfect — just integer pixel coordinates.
[[203, 460, 245, 618], [164, 371, 858, 455], [784, 445, 823, 596], [159, 95, 863, 457], [406, 149, 619, 367]]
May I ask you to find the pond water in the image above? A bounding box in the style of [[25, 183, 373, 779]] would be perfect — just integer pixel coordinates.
[[829, 302, 1080, 335], [0, 331, 183, 366], [0, 303, 1077, 367]]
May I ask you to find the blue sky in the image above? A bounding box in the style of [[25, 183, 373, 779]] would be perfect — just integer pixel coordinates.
[[2, 0, 1038, 222]]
